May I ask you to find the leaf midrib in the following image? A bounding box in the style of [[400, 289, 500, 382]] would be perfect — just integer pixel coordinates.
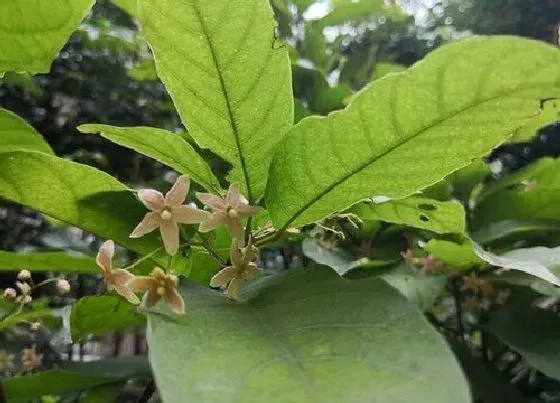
[[192, 0, 253, 202], [279, 82, 560, 230]]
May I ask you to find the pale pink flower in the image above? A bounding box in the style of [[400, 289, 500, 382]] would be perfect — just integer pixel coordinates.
[[210, 237, 260, 298], [0, 350, 14, 371], [127, 267, 184, 314], [96, 240, 139, 305], [197, 183, 261, 244], [2, 288, 16, 301], [21, 346, 43, 372], [130, 176, 210, 255]]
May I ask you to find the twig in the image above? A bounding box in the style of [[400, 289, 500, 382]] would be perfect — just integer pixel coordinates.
[[451, 278, 466, 341]]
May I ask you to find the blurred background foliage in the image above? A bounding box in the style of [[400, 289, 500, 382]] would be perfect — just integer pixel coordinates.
[[0, 0, 559, 401]]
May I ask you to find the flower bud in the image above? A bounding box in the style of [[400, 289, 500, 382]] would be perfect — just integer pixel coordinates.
[[2, 288, 16, 301], [16, 281, 31, 295], [30, 322, 41, 331], [17, 269, 31, 281], [56, 279, 71, 294]]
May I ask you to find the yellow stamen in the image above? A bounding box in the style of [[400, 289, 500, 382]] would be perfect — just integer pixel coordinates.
[[156, 286, 166, 296], [228, 208, 238, 219], [160, 210, 173, 221]]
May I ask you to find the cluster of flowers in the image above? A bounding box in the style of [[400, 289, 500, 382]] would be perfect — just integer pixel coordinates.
[[0, 346, 43, 376], [98, 176, 262, 315], [2, 269, 70, 307]]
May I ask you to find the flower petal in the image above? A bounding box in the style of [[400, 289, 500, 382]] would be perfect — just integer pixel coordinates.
[[130, 212, 160, 238], [226, 277, 242, 298], [226, 183, 242, 207], [126, 276, 155, 292], [112, 269, 140, 304], [145, 290, 161, 308], [229, 239, 243, 268], [196, 192, 227, 211], [236, 204, 262, 218], [165, 176, 190, 206], [96, 240, 114, 274], [138, 189, 165, 211], [160, 220, 179, 255], [226, 217, 246, 245], [172, 205, 210, 224], [210, 266, 238, 288], [164, 286, 185, 314], [242, 264, 260, 281], [198, 211, 226, 233]]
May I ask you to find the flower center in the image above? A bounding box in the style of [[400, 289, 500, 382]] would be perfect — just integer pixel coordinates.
[[160, 209, 173, 221], [227, 208, 238, 218]]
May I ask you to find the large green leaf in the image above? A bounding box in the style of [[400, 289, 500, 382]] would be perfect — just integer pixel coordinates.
[[2, 357, 150, 400], [0, 0, 95, 75], [266, 37, 560, 229], [472, 158, 560, 228], [351, 197, 465, 234], [485, 306, 560, 381], [473, 244, 560, 286], [70, 295, 145, 342], [138, 0, 294, 202], [147, 267, 469, 403], [0, 108, 53, 154], [0, 251, 97, 274], [0, 150, 166, 261], [78, 124, 221, 192]]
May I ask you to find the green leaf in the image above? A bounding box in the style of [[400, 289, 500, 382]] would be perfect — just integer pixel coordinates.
[[380, 265, 447, 311], [351, 197, 465, 234], [0, 251, 98, 274], [471, 219, 560, 246], [487, 271, 560, 299], [485, 306, 560, 381], [147, 267, 469, 403], [372, 62, 407, 81], [0, 0, 95, 74], [473, 244, 560, 286], [424, 239, 484, 269], [0, 109, 53, 154], [319, 0, 405, 26], [78, 124, 221, 192], [127, 59, 158, 81], [472, 158, 560, 228], [138, 0, 294, 202], [0, 150, 165, 260], [2, 357, 150, 400], [302, 238, 362, 275], [266, 36, 560, 229], [70, 295, 145, 342]]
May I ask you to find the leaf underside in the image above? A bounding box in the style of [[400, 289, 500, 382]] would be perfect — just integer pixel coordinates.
[[266, 36, 560, 229]]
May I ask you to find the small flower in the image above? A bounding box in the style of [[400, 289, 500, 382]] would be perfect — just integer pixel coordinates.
[[421, 255, 438, 274], [56, 278, 71, 294], [401, 249, 415, 266], [21, 346, 43, 372], [96, 240, 139, 305], [2, 288, 16, 301], [131, 176, 210, 255], [0, 350, 14, 371], [17, 270, 31, 281], [16, 281, 31, 295], [30, 322, 41, 331], [127, 267, 185, 314], [197, 183, 261, 244], [15, 295, 32, 305], [210, 237, 260, 298]]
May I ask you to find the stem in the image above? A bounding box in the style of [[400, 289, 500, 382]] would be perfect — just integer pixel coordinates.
[[124, 247, 164, 271], [196, 233, 226, 265], [451, 278, 466, 341], [245, 217, 253, 245]]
